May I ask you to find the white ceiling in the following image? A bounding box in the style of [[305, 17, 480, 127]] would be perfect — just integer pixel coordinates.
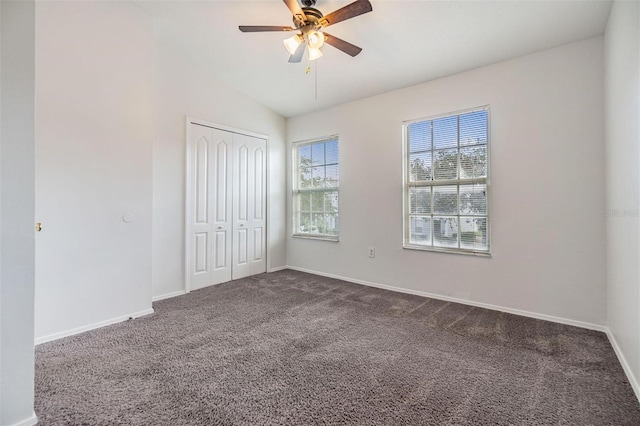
[[135, 0, 612, 118]]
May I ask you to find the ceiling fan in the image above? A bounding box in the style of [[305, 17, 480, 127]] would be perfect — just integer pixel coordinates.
[[239, 0, 372, 63]]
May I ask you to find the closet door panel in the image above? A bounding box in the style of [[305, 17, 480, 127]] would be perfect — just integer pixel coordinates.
[[232, 134, 267, 279], [188, 124, 214, 290], [252, 146, 265, 264], [210, 129, 233, 285]]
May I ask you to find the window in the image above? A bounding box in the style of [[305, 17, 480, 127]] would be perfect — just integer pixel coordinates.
[[293, 136, 339, 240], [403, 107, 490, 255]]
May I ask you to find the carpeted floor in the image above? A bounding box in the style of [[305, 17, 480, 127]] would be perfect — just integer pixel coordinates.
[[35, 270, 640, 425]]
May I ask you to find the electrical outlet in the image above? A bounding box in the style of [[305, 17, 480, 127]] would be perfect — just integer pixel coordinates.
[[368, 247, 375, 258]]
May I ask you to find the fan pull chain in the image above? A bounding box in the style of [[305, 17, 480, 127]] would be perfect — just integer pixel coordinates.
[[304, 61, 318, 101], [314, 61, 318, 101]]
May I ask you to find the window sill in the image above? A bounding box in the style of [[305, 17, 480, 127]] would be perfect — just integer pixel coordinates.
[[292, 234, 339, 242], [403, 243, 491, 257]]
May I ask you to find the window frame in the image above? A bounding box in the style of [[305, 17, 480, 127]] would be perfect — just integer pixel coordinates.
[[402, 106, 491, 256], [292, 135, 340, 241]]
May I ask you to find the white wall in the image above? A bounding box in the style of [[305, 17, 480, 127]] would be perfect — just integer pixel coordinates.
[[287, 37, 606, 326], [605, 0, 640, 397], [0, 1, 37, 425], [152, 42, 287, 299], [30, 0, 288, 339], [34, 1, 154, 341]]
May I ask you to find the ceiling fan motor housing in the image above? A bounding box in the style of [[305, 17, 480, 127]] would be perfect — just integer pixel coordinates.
[[294, 7, 323, 31], [301, 0, 317, 7]]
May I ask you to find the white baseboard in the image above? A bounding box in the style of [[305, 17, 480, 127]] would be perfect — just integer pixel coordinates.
[[6, 411, 37, 426], [606, 329, 640, 402], [152, 290, 187, 302], [268, 266, 288, 273], [35, 308, 155, 345], [285, 265, 607, 332]]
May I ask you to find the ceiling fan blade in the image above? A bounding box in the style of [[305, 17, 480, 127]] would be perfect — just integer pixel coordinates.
[[289, 42, 306, 63], [323, 33, 362, 57], [283, 0, 307, 23], [239, 25, 295, 32], [319, 0, 372, 27]]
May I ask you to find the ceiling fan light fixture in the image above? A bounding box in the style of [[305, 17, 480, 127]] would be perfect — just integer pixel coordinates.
[[283, 34, 303, 55], [308, 46, 323, 61], [307, 30, 325, 49]]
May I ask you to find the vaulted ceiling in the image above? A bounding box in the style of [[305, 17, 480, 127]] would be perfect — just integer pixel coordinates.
[[136, 0, 612, 117]]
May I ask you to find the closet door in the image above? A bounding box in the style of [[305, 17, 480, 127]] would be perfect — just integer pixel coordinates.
[[187, 124, 232, 291], [232, 133, 267, 279], [209, 128, 233, 285], [187, 121, 267, 291]]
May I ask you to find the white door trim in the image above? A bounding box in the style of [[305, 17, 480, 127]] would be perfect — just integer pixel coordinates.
[[185, 116, 270, 293]]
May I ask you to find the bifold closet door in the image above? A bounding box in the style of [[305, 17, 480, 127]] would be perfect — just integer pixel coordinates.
[[232, 133, 266, 280], [188, 124, 233, 290], [187, 123, 266, 291]]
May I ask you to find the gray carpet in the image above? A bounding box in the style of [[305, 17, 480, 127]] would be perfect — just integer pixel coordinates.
[[35, 269, 640, 425]]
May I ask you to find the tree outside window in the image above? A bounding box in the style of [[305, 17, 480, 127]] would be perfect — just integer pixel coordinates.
[[293, 137, 339, 240]]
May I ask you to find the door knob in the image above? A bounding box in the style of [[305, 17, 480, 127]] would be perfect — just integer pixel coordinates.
[[35, 222, 43, 232]]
